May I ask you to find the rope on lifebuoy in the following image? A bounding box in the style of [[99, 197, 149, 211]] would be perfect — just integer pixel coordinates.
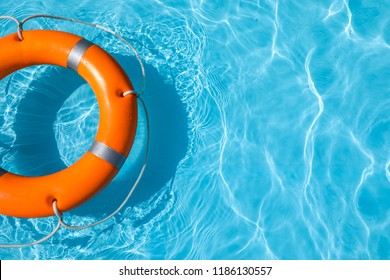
[[0, 14, 149, 248]]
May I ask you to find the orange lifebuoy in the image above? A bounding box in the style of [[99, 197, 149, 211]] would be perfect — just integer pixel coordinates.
[[0, 30, 138, 218]]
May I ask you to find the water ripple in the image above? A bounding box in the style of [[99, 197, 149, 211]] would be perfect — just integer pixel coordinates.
[[0, 0, 389, 260]]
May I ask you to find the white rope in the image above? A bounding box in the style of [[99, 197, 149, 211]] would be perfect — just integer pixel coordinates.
[[0, 14, 149, 246], [0, 220, 61, 248], [20, 14, 146, 96], [0, 15, 23, 40]]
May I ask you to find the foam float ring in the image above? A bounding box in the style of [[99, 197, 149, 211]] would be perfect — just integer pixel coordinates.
[[0, 30, 138, 218]]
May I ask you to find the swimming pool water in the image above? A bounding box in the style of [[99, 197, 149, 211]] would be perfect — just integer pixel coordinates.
[[0, 0, 389, 259]]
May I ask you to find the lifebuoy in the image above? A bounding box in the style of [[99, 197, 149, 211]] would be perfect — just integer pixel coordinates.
[[0, 30, 138, 218]]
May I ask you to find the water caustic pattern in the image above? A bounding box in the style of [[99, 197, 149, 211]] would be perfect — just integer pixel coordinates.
[[0, 0, 389, 259]]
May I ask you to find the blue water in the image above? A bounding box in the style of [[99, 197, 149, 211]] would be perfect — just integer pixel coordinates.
[[0, 0, 389, 259]]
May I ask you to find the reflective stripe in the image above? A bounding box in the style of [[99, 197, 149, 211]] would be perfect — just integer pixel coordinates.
[[88, 141, 126, 170], [0, 168, 7, 176], [66, 38, 93, 71]]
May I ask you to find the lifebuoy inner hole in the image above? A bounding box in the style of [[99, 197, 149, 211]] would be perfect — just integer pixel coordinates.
[[0, 65, 98, 176]]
